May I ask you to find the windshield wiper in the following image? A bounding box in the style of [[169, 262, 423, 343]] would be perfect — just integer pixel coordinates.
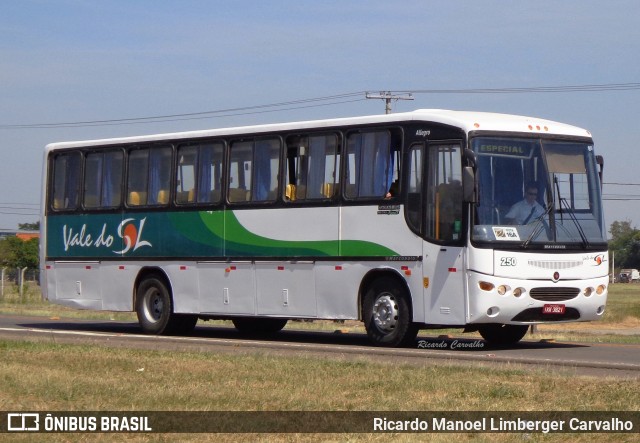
[[558, 197, 590, 248], [551, 175, 589, 248], [521, 203, 552, 248]]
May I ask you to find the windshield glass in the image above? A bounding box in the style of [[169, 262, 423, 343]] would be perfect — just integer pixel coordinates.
[[471, 137, 606, 248]]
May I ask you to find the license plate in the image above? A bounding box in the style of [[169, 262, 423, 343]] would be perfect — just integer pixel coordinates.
[[542, 304, 566, 314]]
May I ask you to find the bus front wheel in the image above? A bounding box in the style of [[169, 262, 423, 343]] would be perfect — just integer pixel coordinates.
[[478, 324, 528, 345], [136, 276, 197, 335], [363, 277, 418, 347]]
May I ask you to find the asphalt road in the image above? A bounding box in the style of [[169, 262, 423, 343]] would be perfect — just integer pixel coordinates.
[[1, 314, 639, 379]]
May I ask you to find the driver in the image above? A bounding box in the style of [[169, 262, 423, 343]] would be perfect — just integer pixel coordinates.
[[505, 182, 545, 224]]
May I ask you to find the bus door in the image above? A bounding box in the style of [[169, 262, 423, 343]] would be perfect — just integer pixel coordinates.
[[417, 141, 467, 325]]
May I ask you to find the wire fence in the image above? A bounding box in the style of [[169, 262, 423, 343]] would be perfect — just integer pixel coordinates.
[[0, 267, 40, 301], [1, 267, 39, 283]]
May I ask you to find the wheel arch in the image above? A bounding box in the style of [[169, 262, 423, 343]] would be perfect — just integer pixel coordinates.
[[133, 266, 173, 308], [358, 268, 413, 321]]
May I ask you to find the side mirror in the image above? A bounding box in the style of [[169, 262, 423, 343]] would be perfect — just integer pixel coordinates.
[[463, 166, 476, 203], [596, 155, 604, 188], [463, 148, 477, 168]]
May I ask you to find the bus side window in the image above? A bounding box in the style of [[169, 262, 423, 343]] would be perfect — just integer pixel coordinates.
[[426, 143, 463, 242], [285, 133, 338, 202], [228, 141, 253, 202], [176, 142, 224, 205], [84, 150, 123, 209], [345, 130, 397, 200], [253, 138, 280, 202], [52, 152, 81, 210], [199, 142, 224, 204], [406, 143, 424, 234], [176, 146, 197, 204], [127, 146, 171, 207], [229, 138, 280, 203]]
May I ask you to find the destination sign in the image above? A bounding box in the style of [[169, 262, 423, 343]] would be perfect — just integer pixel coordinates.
[[477, 142, 534, 158]]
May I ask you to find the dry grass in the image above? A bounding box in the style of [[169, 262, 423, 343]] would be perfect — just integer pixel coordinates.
[[0, 339, 638, 442]]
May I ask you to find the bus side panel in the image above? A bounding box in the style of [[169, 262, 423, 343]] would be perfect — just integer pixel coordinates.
[[99, 263, 138, 311], [339, 205, 421, 260], [198, 262, 255, 315], [51, 262, 102, 310], [256, 262, 316, 317], [164, 263, 200, 314], [315, 262, 360, 319]]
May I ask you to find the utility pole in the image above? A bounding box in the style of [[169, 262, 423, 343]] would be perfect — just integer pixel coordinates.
[[365, 91, 414, 114]]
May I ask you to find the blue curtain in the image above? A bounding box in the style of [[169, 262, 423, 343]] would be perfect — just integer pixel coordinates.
[[197, 145, 213, 203], [386, 150, 395, 191], [373, 132, 390, 196], [254, 141, 271, 201], [148, 149, 161, 204], [102, 152, 114, 206], [358, 131, 390, 197], [66, 153, 81, 208], [351, 134, 363, 197], [308, 136, 325, 199]]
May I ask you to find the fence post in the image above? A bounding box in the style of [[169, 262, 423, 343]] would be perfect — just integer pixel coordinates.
[[19, 267, 28, 301], [1, 267, 4, 300]]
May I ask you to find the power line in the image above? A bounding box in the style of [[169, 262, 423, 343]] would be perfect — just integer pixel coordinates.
[[401, 82, 640, 95], [604, 182, 640, 187], [0, 211, 39, 216], [2, 82, 640, 130], [0, 93, 367, 129]]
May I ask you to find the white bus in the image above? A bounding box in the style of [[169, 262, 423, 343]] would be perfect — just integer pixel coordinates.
[[41, 109, 609, 346]]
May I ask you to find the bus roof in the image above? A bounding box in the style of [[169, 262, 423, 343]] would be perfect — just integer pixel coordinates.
[[44, 109, 592, 151]]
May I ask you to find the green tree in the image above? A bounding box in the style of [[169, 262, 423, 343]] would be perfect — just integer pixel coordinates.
[[608, 219, 640, 270], [0, 237, 39, 269], [18, 221, 40, 231]]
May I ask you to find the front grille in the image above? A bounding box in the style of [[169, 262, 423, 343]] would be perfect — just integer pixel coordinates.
[[528, 260, 582, 270], [529, 287, 580, 302]]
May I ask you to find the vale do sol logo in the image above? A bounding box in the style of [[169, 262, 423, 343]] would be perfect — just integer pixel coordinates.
[[62, 218, 152, 255]]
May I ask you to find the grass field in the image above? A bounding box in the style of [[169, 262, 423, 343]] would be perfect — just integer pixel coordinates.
[[1, 338, 638, 443]]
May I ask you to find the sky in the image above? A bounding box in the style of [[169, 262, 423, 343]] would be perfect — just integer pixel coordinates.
[[1, 0, 640, 233]]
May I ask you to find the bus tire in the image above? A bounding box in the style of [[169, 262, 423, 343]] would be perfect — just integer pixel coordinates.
[[232, 317, 288, 335], [478, 324, 528, 345], [363, 277, 418, 347], [135, 276, 197, 335]]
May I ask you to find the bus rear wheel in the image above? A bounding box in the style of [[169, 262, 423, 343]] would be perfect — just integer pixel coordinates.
[[135, 275, 197, 335], [363, 277, 418, 347], [478, 324, 528, 345]]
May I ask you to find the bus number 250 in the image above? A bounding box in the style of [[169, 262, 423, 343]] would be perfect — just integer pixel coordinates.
[[500, 257, 517, 266]]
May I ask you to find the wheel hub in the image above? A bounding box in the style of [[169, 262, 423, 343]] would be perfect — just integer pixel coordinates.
[[146, 290, 163, 321], [372, 294, 398, 332]]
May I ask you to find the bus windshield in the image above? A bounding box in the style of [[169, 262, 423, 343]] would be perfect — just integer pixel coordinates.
[[471, 136, 606, 249]]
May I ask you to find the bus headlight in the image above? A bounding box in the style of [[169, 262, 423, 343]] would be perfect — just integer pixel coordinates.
[[497, 285, 508, 295], [583, 287, 594, 297], [596, 284, 606, 295], [513, 287, 525, 298]]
